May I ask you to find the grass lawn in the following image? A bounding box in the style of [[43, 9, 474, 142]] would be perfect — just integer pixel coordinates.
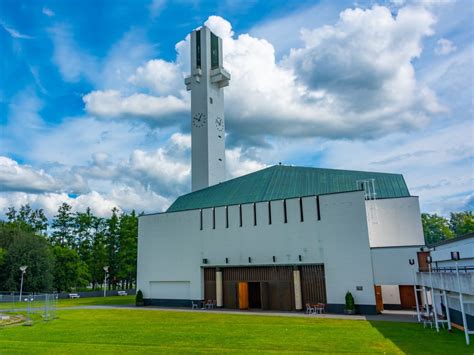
[[0, 308, 472, 354], [0, 295, 135, 311]]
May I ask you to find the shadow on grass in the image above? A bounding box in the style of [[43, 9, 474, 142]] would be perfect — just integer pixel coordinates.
[[368, 320, 473, 354]]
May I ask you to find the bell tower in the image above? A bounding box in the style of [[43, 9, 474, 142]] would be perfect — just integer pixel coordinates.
[[185, 27, 230, 192]]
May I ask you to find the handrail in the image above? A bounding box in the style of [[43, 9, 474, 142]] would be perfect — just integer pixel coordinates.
[[419, 266, 474, 273]]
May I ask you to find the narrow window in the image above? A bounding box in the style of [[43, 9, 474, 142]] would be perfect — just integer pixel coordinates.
[[253, 203, 257, 226], [283, 199, 288, 224], [225, 206, 229, 228], [268, 201, 272, 225], [209, 97, 213, 104], [299, 197, 304, 222], [212, 208, 216, 229], [211, 32, 219, 69], [200, 209, 203, 230], [239, 204, 243, 227], [316, 196, 321, 221], [196, 30, 201, 68]]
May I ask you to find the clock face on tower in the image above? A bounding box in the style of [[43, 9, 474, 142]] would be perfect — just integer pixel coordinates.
[[215, 117, 224, 131], [192, 112, 207, 128]]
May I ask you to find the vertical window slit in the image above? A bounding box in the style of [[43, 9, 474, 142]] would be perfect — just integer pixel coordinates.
[[196, 30, 201, 69], [225, 206, 229, 228], [299, 197, 304, 222], [212, 208, 216, 229], [200, 209, 203, 230], [268, 201, 272, 225], [239, 204, 243, 227], [283, 199, 288, 224], [253, 203, 257, 226], [316, 196, 321, 221]]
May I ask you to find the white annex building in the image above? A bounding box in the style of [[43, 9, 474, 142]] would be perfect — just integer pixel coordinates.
[[137, 27, 427, 314]]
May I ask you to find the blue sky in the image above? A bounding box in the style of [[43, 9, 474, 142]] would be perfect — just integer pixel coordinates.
[[0, 0, 472, 217]]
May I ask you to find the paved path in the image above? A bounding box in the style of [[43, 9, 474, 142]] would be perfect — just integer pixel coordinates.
[[62, 305, 418, 323]]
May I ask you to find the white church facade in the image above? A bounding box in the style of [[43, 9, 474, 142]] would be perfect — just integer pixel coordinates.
[[137, 27, 426, 314]]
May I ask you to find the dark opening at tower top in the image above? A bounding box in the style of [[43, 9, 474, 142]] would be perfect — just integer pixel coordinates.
[[211, 32, 219, 69]]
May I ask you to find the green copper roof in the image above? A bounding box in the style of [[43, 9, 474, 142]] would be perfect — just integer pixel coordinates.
[[167, 165, 410, 212]]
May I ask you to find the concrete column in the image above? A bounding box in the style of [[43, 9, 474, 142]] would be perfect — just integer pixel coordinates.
[[216, 268, 223, 308], [293, 268, 303, 310]]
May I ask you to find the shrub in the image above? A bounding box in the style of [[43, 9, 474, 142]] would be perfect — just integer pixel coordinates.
[[136, 289, 144, 307], [345, 291, 355, 311]]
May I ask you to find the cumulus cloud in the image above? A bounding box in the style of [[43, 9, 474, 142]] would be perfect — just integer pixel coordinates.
[[85, 8, 445, 144], [434, 38, 457, 55], [83, 90, 188, 120], [0, 157, 60, 193]]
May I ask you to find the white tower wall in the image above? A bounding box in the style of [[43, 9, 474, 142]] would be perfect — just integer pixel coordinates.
[[185, 27, 230, 191]]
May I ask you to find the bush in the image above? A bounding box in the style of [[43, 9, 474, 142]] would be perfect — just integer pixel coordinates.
[[345, 291, 355, 311], [136, 289, 144, 307]]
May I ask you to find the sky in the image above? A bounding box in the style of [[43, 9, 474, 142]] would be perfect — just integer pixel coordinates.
[[0, 0, 472, 219]]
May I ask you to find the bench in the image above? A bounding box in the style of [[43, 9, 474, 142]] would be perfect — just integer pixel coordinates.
[[69, 293, 80, 299], [117, 291, 128, 296]]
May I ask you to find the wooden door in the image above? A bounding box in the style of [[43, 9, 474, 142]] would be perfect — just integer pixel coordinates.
[[417, 252, 430, 272], [374, 285, 384, 313], [238, 282, 248, 310], [399, 285, 416, 309]]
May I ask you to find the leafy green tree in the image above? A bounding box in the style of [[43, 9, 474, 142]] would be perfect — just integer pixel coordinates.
[[0, 222, 54, 292], [52, 245, 89, 292], [421, 213, 454, 245], [105, 207, 121, 289], [117, 211, 138, 289], [6, 205, 48, 234], [449, 211, 474, 236], [51, 203, 75, 247]]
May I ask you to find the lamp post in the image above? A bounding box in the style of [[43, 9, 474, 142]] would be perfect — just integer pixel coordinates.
[[409, 259, 421, 322], [452, 251, 469, 345], [426, 255, 439, 332], [103, 266, 109, 298], [19, 266, 28, 302]]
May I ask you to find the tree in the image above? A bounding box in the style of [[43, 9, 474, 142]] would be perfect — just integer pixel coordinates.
[[421, 213, 454, 245], [6, 205, 48, 234], [449, 211, 474, 236], [51, 203, 75, 247], [0, 222, 54, 292], [117, 211, 138, 289], [105, 207, 121, 289], [52, 245, 89, 292]]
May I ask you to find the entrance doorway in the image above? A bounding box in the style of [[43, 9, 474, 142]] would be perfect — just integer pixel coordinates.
[[248, 282, 261, 308], [374, 285, 384, 313]]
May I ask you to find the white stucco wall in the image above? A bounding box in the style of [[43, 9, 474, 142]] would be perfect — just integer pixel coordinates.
[[371, 246, 421, 285], [366, 197, 425, 248], [137, 190, 377, 307], [430, 236, 474, 268]]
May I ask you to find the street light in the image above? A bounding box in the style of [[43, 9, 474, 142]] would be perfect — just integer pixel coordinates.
[[19, 266, 28, 302], [103, 266, 109, 298]]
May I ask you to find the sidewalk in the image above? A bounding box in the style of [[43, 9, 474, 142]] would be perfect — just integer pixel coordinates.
[[63, 305, 418, 323]]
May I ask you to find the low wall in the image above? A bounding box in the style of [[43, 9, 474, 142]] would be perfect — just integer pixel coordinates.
[[57, 289, 136, 299], [416, 272, 473, 295]]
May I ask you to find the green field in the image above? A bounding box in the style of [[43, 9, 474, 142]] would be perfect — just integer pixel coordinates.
[[0, 305, 472, 353]]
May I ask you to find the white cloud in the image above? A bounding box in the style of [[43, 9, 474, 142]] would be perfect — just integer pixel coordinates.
[[129, 59, 183, 95], [149, 0, 166, 18], [83, 90, 188, 119], [1, 23, 33, 39], [434, 38, 457, 55], [0, 157, 59, 193], [42, 7, 55, 17]]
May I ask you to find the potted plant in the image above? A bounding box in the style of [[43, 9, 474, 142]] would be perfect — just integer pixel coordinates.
[[136, 289, 144, 307], [344, 291, 355, 315]]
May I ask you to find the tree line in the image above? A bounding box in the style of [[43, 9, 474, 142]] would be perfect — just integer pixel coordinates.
[[421, 211, 473, 245], [0, 203, 138, 293]]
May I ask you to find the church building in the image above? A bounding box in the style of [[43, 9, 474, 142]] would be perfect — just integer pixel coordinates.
[[137, 27, 426, 314]]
